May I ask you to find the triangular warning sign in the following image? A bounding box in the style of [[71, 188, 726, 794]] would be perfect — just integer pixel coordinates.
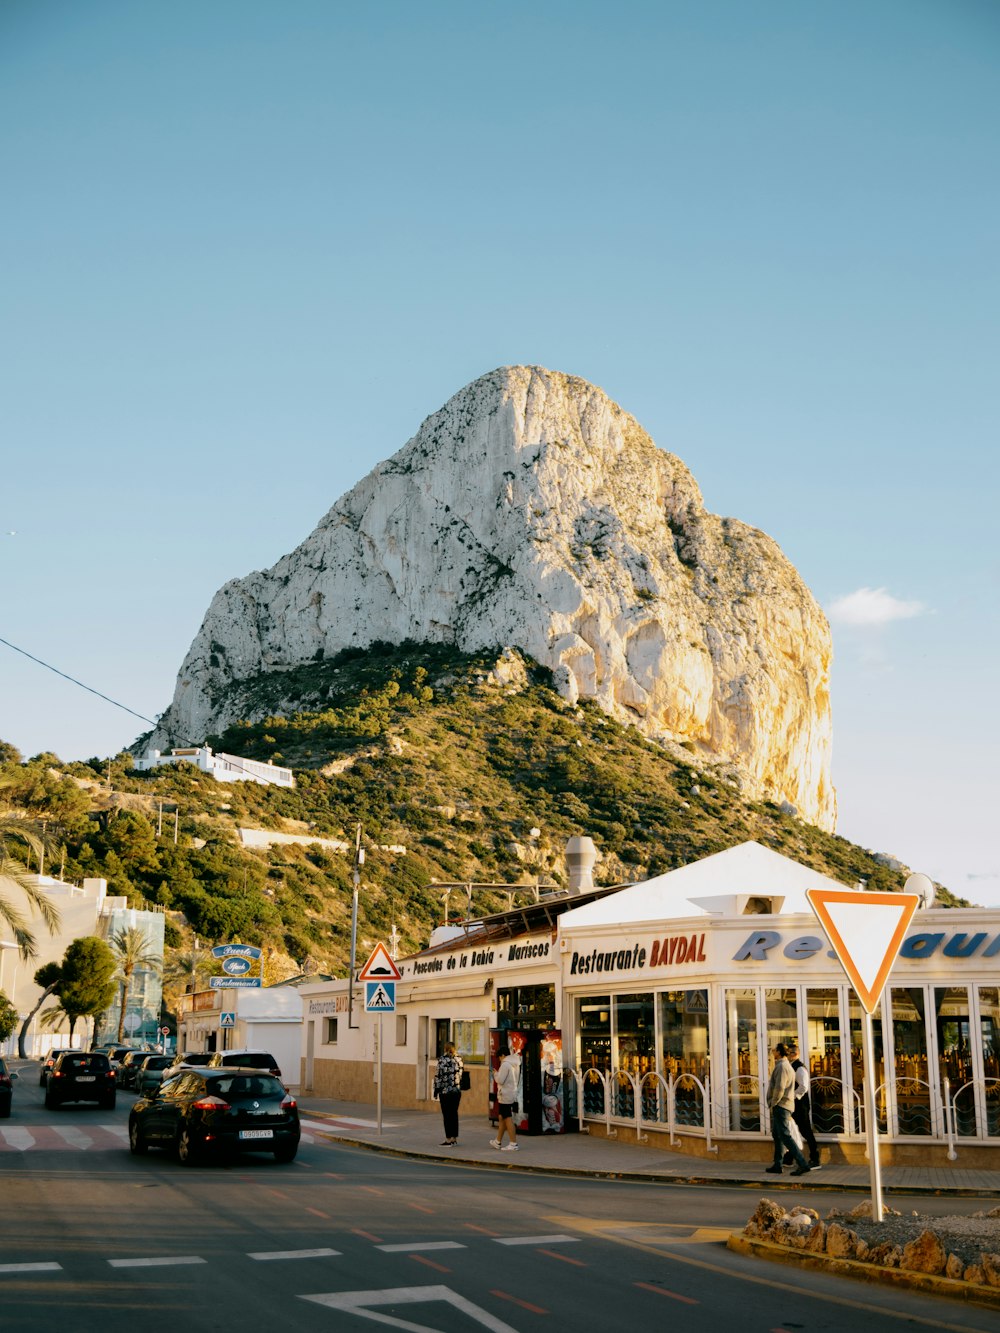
[[358, 941, 401, 982], [806, 887, 920, 1014]]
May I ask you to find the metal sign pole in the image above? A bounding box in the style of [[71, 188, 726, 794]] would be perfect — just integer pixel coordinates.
[[377, 1014, 383, 1137], [862, 1009, 884, 1222]]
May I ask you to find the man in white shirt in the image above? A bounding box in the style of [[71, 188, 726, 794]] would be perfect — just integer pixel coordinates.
[[786, 1042, 822, 1169]]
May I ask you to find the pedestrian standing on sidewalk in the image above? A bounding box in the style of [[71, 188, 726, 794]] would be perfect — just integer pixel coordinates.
[[785, 1042, 821, 1169], [765, 1043, 810, 1176], [490, 1039, 522, 1152], [433, 1042, 463, 1145]]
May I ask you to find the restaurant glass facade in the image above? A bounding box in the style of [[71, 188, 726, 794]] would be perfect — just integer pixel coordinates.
[[573, 980, 1000, 1146]]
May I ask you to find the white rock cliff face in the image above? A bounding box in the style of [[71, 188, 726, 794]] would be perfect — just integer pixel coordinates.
[[154, 367, 835, 828]]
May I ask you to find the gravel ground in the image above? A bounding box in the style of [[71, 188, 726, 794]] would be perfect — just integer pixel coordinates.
[[828, 1206, 1000, 1269]]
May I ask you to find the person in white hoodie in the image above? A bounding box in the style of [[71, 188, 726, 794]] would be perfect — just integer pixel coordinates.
[[491, 1038, 522, 1152]]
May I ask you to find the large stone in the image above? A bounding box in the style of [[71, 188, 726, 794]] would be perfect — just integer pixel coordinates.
[[825, 1224, 860, 1259], [149, 367, 835, 827], [982, 1252, 1000, 1287], [901, 1230, 946, 1275], [946, 1253, 965, 1280]]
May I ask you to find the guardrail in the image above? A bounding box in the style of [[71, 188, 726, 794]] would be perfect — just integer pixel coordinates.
[[564, 1066, 716, 1152]]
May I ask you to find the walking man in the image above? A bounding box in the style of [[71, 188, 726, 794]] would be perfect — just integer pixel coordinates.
[[786, 1042, 821, 1169], [765, 1043, 811, 1176]]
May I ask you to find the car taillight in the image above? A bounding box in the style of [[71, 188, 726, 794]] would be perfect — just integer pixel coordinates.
[[52, 1071, 64, 1078], [107, 1071, 116, 1079], [0, 1074, 10, 1087], [280, 1094, 296, 1111], [192, 1095, 229, 1110]]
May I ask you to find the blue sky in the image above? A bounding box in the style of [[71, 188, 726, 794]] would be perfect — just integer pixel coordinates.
[[2, 1, 997, 903]]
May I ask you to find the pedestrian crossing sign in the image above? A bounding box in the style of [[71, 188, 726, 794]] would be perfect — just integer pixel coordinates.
[[365, 980, 396, 1012]]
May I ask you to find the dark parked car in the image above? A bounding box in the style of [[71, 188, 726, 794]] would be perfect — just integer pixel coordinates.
[[45, 1052, 117, 1109], [134, 1054, 174, 1097], [0, 1057, 19, 1118], [117, 1049, 154, 1089], [161, 1051, 214, 1082], [129, 1068, 300, 1164], [39, 1048, 75, 1086], [206, 1049, 282, 1079]]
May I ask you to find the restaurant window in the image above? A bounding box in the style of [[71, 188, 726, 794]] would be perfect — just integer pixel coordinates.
[[890, 988, 932, 1136], [659, 990, 709, 1129], [848, 992, 885, 1133], [453, 1019, 486, 1066], [577, 995, 611, 1114], [434, 1018, 451, 1057], [325, 1017, 338, 1044], [497, 984, 556, 1029], [613, 993, 654, 1117], [805, 988, 845, 1134], [935, 986, 974, 1135], [725, 988, 761, 1131], [979, 988, 1000, 1138], [395, 1015, 407, 1047]]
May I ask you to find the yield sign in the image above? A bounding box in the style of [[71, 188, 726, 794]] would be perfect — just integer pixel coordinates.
[[358, 941, 401, 982], [806, 887, 920, 1014]]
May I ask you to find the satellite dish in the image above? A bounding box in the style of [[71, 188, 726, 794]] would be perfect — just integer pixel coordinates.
[[904, 873, 936, 909]]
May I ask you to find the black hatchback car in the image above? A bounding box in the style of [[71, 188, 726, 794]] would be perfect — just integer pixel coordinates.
[[45, 1052, 117, 1109], [129, 1068, 300, 1164]]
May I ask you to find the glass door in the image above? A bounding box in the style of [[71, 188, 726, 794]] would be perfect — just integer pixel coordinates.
[[725, 989, 762, 1131]]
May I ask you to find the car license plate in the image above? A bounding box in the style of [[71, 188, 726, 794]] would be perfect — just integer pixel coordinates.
[[239, 1129, 273, 1140], [76, 1075, 96, 1082]]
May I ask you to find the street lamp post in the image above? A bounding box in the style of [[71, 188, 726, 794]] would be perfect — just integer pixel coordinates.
[[348, 824, 364, 1030]]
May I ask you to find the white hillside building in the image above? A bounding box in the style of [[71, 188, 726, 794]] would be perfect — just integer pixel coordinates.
[[134, 746, 294, 789]]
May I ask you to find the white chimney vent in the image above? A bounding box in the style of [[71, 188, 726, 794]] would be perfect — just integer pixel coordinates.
[[565, 836, 597, 895]]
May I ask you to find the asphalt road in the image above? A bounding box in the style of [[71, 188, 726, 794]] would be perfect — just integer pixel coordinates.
[[1, 1066, 997, 1332]]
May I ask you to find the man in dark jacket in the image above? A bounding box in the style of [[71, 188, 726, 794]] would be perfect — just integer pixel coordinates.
[[784, 1042, 822, 1169]]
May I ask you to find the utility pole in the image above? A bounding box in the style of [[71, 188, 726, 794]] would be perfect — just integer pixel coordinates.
[[348, 823, 364, 1030]]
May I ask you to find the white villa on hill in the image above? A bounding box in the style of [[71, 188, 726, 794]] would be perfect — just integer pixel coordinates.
[[134, 746, 294, 788]]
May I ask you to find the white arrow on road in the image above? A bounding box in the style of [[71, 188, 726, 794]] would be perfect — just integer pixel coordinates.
[[301, 1284, 519, 1332]]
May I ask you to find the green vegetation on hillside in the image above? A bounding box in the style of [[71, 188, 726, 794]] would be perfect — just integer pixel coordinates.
[[1, 643, 968, 981]]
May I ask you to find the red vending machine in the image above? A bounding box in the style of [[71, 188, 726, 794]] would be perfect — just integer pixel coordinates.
[[489, 1027, 566, 1135]]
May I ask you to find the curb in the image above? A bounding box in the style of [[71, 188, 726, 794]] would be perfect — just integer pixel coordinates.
[[727, 1233, 1000, 1311], [300, 1119, 1000, 1196]]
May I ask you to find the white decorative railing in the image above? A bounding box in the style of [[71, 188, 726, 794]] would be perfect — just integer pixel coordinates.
[[563, 1066, 716, 1152]]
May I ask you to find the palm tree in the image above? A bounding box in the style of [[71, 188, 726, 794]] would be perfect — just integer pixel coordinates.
[[0, 812, 61, 959], [110, 926, 162, 1043]]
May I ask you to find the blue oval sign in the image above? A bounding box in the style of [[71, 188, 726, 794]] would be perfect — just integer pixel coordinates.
[[222, 956, 252, 976]]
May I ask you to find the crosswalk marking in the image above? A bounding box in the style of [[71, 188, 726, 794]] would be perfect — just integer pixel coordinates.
[[0, 1124, 310, 1152], [493, 1234, 579, 1246], [0, 1262, 62, 1273], [249, 1248, 342, 1261], [108, 1256, 207, 1268], [376, 1242, 467, 1253]]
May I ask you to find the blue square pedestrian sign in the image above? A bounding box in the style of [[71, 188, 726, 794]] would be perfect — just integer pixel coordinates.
[[365, 980, 396, 1012], [220, 1011, 236, 1028]]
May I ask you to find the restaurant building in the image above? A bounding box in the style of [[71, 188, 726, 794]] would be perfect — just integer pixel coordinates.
[[298, 841, 1000, 1165]]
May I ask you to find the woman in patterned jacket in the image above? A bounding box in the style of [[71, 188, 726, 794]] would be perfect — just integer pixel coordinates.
[[433, 1042, 464, 1145]]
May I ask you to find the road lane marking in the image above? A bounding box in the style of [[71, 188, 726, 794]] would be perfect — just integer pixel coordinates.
[[352, 1228, 384, 1243], [301, 1284, 520, 1331], [108, 1256, 207, 1268], [493, 1234, 579, 1246], [376, 1242, 466, 1253], [249, 1248, 342, 1261], [635, 1280, 699, 1304], [0, 1262, 62, 1273], [465, 1222, 501, 1236], [491, 1289, 549, 1315], [411, 1255, 451, 1273], [408, 1202, 435, 1214], [305, 1207, 331, 1220], [538, 1247, 586, 1266]]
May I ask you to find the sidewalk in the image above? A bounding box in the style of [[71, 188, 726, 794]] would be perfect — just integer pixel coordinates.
[[297, 1095, 1000, 1199]]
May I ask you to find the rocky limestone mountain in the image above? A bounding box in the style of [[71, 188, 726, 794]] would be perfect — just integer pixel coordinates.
[[150, 366, 835, 828]]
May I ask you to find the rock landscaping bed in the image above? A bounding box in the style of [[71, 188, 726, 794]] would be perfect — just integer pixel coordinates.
[[733, 1198, 1000, 1300]]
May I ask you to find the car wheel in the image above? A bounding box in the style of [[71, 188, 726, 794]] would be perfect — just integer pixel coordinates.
[[176, 1127, 200, 1165], [101, 1095, 117, 1111], [44, 1089, 58, 1110], [273, 1144, 298, 1164], [128, 1118, 148, 1155], [0, 1100, 11, 1119]]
